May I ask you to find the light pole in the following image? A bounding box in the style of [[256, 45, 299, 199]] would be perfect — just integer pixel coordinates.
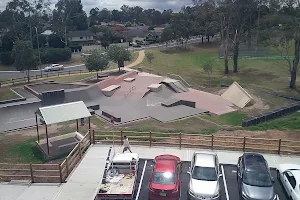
[[35, 27, 42, 77]]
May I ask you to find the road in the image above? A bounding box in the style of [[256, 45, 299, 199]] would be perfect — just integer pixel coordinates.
[[0, 37, 204, 80]]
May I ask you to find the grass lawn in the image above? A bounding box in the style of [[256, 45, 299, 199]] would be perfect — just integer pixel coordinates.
[[247, 112, 300, 131], [0, 87, 20, 101], [202, 112, 248, 126]]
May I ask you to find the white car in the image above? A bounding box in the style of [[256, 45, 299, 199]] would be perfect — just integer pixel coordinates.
[[278, 164, 300, 200], [187, 152, 222, 200], [44, 64, 64, 72]]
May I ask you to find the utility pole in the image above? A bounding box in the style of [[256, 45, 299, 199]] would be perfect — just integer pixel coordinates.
[[35, 27, 42, 77]]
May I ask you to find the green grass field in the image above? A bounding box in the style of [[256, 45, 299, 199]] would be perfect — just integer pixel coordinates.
[[0, 87, 19, 101]]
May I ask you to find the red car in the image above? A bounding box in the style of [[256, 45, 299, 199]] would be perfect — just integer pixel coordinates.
[[148, 154, 182, 200]]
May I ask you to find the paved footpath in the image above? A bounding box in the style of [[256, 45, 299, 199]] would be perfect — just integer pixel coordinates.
[[1, 144, 300, 200]]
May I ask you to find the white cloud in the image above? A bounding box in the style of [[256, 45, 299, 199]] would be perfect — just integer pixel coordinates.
[[0, 0, 192, 13]]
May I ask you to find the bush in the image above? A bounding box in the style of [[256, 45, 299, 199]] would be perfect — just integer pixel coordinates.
[[40, 47, 72, 64], [0, 51, 14, 65]]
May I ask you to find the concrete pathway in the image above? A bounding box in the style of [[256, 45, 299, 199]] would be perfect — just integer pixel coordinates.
[[1, 144, 300, 200]]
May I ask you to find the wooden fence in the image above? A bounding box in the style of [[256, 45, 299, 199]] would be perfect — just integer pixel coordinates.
[[93, 130, 300, 155], [0, 131, 92, 183]]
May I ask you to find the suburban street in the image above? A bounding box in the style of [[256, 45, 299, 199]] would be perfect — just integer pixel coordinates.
[[0, 37, 204, 80]]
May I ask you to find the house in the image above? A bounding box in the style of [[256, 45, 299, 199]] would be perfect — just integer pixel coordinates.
[[124, 26, 150, 42], [110, 25, 128, 32], [68, 30, 95, 46], [154, 24, 168, 34]]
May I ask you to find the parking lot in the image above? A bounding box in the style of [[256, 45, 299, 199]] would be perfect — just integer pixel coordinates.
[[133, 159, 288, 200]]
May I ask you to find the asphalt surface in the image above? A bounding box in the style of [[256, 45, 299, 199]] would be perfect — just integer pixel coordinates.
[[133, 159, 288, 200], [0, 37, 203, 80]]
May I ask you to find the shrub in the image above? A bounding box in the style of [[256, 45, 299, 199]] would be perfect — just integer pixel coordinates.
[[0, 51, 14, 65], [40, 47, 72, 64]]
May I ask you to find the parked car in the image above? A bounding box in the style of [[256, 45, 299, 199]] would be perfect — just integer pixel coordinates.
[[278, 164, 300, 200], [44, 64, 64, 72], [148, 154, 181, 200], [237, 153, 278, 200], [131, 42, 141, 48], [187, 152, 221, 200]]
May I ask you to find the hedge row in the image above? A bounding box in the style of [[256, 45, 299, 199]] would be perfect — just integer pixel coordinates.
[[0, 47, 72, 66]]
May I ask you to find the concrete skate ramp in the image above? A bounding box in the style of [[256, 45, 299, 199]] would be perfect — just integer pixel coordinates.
[[221, 81, 253, 108], [162, 78, 189, 93], [97, 71, 138, 89], [0, 101, 42, 133], [112, 75, 165, 99], [162, 98, 196, 108], [64, 84, 104, 106], [175, 89, 236, 115]]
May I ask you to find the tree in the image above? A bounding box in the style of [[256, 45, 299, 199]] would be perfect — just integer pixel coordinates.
[[203, 60, 213, 86], [101, 40, 110, 49], [89, 7, 99, 26], [48, 34, 66, 48], [260, 0, 300, 89], [107, 45, 131, 72], [85, 51, 109, 79], [52, 0, 88, 45], [12, 40, 38, 82], [160, 26, 174, 50], [145, 52, 154, 72]]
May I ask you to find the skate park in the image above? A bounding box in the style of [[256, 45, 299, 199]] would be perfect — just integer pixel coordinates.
[[0, 69, 249, 133]]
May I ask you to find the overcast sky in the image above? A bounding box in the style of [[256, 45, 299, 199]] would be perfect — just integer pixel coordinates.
[[0, 0, 193, 13]]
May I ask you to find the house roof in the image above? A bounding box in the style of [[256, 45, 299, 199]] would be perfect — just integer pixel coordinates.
[[37, 101, 91, 125], [110, 25, 128, 32], [124, 26, 150, 38], [69, 30, 94, 37]]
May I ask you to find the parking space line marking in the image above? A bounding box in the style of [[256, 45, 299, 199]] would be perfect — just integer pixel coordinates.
[[221, 165, 230, 200], [135, 160, 147, 200]]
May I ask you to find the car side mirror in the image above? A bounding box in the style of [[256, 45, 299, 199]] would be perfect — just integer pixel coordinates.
[[219, 174, 223, 178], [187, 171, 191, 175]]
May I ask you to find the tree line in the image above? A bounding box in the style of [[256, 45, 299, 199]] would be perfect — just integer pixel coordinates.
[[160, 0, 300, 89]]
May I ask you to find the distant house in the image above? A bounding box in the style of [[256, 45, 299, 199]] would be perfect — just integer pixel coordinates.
[[69, 30, 94, 46], [110, 25, 128, 32], [124, 26, 150, 42], [154, 24, 168, 34]]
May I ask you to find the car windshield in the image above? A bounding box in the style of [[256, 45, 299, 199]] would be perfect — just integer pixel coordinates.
[[153, 172, 175, 184], [192, 166, 217, 181], [243, 171, 272, 187]]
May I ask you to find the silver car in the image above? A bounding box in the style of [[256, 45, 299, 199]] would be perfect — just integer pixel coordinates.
[[237, 153, 278, 200], [187, 152, 222, 200]]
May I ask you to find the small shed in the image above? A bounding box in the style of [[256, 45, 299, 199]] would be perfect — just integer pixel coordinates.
[[35, 101, 92, 156]]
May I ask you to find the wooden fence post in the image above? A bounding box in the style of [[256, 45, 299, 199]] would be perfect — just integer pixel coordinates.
[[79, 143, 82, 159], [93, 130, 95, 144], [89, 130, 92, 145], [278, 139, 282, 155], [179, 132, 182, 149], [66, 157, 69, 176], [121, 131, 123, 145], [149, 131, 152, 147], [211, 135, 214, 150], [243, 137, 246, 152], [30, 164, 34, 183], [59, 164, 63, 183]]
